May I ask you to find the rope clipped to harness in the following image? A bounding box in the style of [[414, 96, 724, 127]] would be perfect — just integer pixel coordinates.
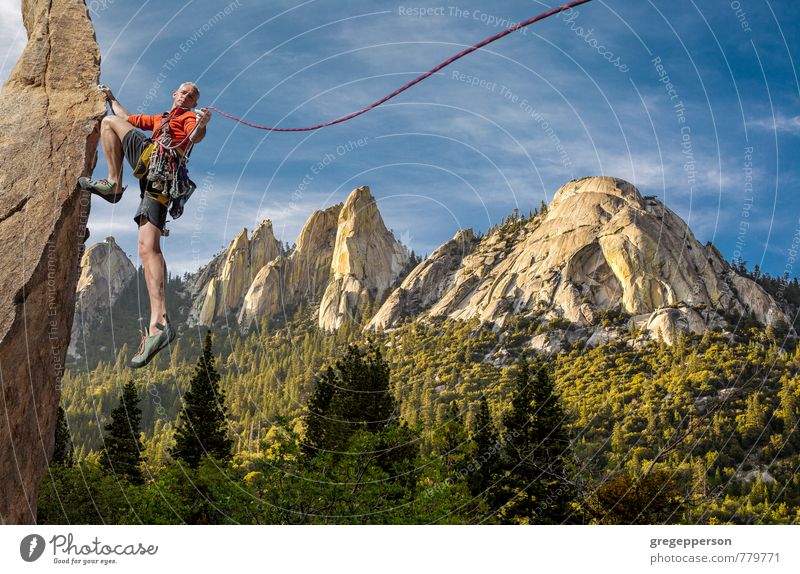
[[206, 0, 594, 132]]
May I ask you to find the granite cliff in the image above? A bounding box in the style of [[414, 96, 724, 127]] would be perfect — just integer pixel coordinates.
[[0, 0, 104, 523], [318, 186, 410, 330], [69, 237, 135, 357], [370, 176, 786, 346], [190, 219, 282, 325], [195, 186, 409, 331], [238, 203, 341, 328]]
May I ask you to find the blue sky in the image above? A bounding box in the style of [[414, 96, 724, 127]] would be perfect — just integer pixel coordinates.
[[2, 0, 798, 277]]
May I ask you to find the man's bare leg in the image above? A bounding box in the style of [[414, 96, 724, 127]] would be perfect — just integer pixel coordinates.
[[100, 115, 135, 192], [138, 219, 168, 336]]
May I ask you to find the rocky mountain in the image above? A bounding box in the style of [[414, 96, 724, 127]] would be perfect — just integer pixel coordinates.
[[69, 237, 136, 356], [369, 229, 478, 330], [0, 0, 104, 523], [79, 177, 789, 353], [319, 186, 410, 330], [193, 186, 410, 331], [190, 219, 283, 325], [238, 203, 341, 328], [370, 176, 787, 347]]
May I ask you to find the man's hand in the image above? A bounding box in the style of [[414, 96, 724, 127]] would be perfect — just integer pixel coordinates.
[[195, 107, 212, 127], [98, 85, 130, 120], [98, 84, 114, 102], [189, 108, 211, 143]]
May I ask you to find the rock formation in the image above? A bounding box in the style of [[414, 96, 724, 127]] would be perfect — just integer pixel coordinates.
[[69, 237, 135, 356], [372, 176, 786, 341], [238, 187, 411, 332], [0, 0, 104, 523], [319, 186, 410, 330], [368, 228, 477, 330], [238, 203, 341, 328], [190, 220, 282, 325]]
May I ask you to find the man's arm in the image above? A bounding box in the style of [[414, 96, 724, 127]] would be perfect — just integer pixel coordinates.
[[189, 108, 211, 143], [189, 125, 206, 143], [99, 86, 131, 120]]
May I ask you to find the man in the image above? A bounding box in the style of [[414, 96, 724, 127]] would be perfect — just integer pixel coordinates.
[[79, 82, 211, 368]]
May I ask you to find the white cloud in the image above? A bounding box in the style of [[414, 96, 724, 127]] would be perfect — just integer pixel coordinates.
[[748, 114, 800, 135]]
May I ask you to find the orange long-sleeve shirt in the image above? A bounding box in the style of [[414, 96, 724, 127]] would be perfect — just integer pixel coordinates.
[[128, 107, 197, 152]]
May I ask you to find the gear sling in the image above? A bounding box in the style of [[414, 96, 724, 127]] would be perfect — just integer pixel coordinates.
[[132, 109, 197, 220]]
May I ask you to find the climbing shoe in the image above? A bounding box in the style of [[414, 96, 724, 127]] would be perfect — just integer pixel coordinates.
[[78, 176, 126, 204], [130, 321, 176, 369]]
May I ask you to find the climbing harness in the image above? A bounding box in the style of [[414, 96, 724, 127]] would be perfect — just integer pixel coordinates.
[[140, 108, 198, 220], [204, 0, 594, 132]]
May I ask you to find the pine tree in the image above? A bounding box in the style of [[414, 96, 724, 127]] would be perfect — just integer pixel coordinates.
[[492, 359, 576, 524], [301, 366, 338, 458], [101, 380, 144, 484], [172, 331, 233, 467], [300, 343, 420, 506], [778, 378, 798, 446], [749, 472, 769, 505], [432, 402, 469, 474], [588, 471, 684, 524], [52, 406, 75, 467], [468, 396, 500, 497], [301, 344, 397, 457]]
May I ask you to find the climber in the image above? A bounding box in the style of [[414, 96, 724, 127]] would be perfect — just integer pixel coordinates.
[[78, 82, 212, 368]]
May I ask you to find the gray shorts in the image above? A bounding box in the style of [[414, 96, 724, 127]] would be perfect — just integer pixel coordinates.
[[123, 129, 169, 232], [134, 194, 168, 231], [122, 128, 149, 169]]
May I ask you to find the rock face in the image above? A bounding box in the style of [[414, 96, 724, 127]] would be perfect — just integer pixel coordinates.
[[190, 220, 282, 325], [319, 186, 410, 330], [238, 204, 341, 328], [0, 0, 104, 523], [631, 305, 726, 346], [196, 187, 410, 331], [372, 176, 786, 336], [69, 237, 135, 356], [368, 228, 477, 330], [238, 187, 411, 331]]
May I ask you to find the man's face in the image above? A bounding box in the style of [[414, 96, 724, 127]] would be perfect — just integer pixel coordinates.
[[172, 85, 199, 109]]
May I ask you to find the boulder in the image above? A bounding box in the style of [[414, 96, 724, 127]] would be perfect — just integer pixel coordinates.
[[641, 305, 721, 346]]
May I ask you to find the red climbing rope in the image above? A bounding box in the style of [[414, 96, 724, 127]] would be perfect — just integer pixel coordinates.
[[206, 0, 594, 132]]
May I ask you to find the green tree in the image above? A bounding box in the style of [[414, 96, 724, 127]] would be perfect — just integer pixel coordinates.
[[468, 396, 500, 498], [431, 402, 470, 474], [101, 380, 144, 484], [294, 344, 421, 519], [52, 406, 75, 467], [492, 359, 576, 524], [172, 331, 233, 467], [587, 471, 685, 524], [301, 366, 338, 458], [301, 344, 397, 457]]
